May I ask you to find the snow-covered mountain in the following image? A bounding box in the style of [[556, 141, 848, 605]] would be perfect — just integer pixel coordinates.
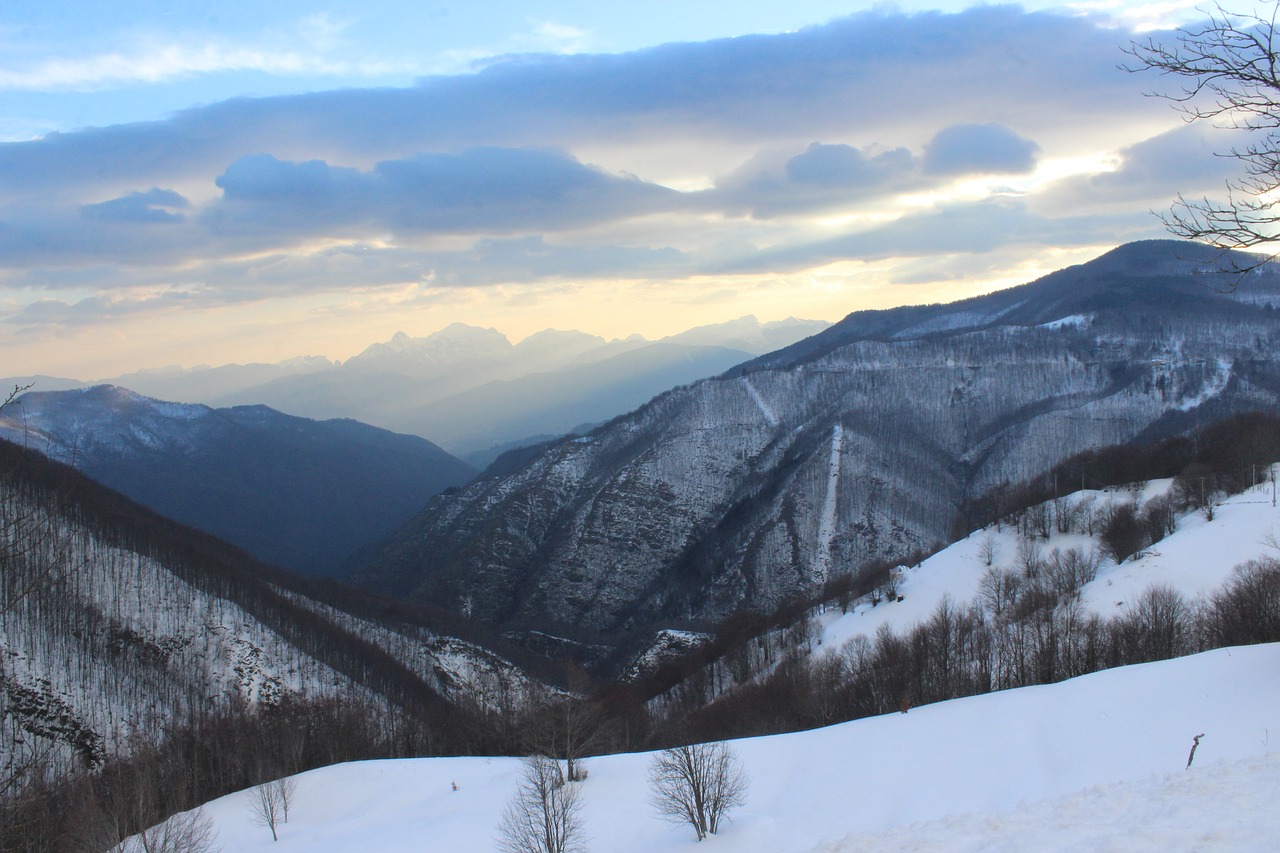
[[349, 241, 1280, 654], [0, 385, 476, 575], [0, 438, 541, 798]]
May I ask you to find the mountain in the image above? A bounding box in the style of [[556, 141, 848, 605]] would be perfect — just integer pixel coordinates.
[[0, 386, 476, 575], [0, 437, 542, 805], [2, 317, 829, 457], [210, 317, 828, 455], [393, 343, 756, 455], [348, 241, 1280, 654], [100, 355, 337, 406], [663, 314, 833, 353]]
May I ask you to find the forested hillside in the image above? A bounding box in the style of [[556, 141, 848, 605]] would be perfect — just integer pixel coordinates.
[[0, 437, 547, 849], [351, 241, 1280, 665]]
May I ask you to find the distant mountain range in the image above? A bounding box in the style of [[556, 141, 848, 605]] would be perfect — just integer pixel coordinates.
[[0, 385, 476, 575], [348, 241, 1280, 658], [3, 316, 830, 458]]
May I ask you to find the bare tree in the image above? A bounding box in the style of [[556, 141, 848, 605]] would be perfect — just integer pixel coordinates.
[[524, 667, 611, 783], [249, 782, 283, 842], [273, 777, 297, 824], [978, 566, 1023, 618], [649, 741, 748, 842], [1126, 4, 1280, 261], [111, 808, 219, 853], [496, 754, 586, 853], [977, 531, 1000, 567]]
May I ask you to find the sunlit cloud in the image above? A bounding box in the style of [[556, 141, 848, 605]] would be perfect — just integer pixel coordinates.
[[429, 19, 595, 75], [1064, 0, 1208, 31], [0, 20, 414, 92], [0, 4, 1211, 376]]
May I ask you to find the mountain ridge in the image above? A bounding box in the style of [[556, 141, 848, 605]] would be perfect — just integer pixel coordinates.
[[348, 241, 1280, 659], [0, 385, 476, 575]]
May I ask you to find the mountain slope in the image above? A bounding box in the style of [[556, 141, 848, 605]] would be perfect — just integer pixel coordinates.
[[0, 437, 543, 799], [0, 386, 476, 575], [158, 642, 1280, 851], [395, 343, 754, 454], [350, 241, 1280, 650]]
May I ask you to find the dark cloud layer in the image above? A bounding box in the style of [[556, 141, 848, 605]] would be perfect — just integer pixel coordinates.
[[923, 123, 1041, 176], [207, 148, 676, 237], [0, 5, 1188, 336], [81, 188, 190, 224], [705, 142, 920, 218], [0, 7, 1148, 201]]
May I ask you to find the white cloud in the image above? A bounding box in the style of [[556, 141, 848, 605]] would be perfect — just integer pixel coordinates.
[[0, 27, 413, 92], [1063, 0, 1207, 31]]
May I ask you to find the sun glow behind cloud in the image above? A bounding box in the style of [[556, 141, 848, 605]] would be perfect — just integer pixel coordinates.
[[0, 2, 1240, 377]]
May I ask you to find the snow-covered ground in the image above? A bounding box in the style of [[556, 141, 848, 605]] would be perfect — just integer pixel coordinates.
[[134, 473, 1280, 850], [177, 642, 1280, 851], [821, 474, 1280, 650]]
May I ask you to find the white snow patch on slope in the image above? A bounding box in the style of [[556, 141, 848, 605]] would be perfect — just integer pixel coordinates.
[[742, 375, 779, 427], [1038, 313, 1091, 330], [813, 423, 843, 583], [180, 643, 1280, 852], [819, 749, 1280, 853], [1177, 358, 1232, 410]]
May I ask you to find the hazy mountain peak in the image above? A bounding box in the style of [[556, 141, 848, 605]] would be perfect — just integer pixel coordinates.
[[346, 323, 513, 369], [661, 314, 831, 354]]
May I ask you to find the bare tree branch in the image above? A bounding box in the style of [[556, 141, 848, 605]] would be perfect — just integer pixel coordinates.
[[1125, 3, 1280, 272]]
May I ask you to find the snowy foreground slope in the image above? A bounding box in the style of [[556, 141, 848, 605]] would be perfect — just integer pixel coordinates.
[[185, 643, 1280, 851]]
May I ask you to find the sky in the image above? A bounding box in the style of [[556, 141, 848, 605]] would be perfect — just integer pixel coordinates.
[[0, 0, 1255, 378]]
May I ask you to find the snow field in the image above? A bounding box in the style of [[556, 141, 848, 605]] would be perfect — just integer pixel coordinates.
[[191, 643, 1280, 852]]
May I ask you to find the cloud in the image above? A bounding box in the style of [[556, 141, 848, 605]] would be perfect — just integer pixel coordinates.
[[784, 143, 913, 187], [6, 291, 197, 327], [0, 5, 1199, 340], [717, 198, 1156, 274], [204, 148, 678, 238], [923, 123, 1041, 176], [430, 236, 687, 285], [1038, 123, 1239, 211], [703, 142, 921, 218], [81, 188, 189, 224], [0, 7, 1155, 201], [0, 15, 408, 92]]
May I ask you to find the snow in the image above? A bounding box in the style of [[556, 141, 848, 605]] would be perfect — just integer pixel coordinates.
[[813, 423, 843, 583], [1176, 358, 1232, 411], [821, 750, 1280, 852], [125, 472, 1280, 851], [819, 474, 1280, 650], [1038, 314, 1091, 330], [179, 643, 1280, 851], [742, 375, 779, 427]]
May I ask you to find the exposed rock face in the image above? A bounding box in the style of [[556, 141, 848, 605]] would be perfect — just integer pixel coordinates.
[[352, 242, 1280, 643]]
